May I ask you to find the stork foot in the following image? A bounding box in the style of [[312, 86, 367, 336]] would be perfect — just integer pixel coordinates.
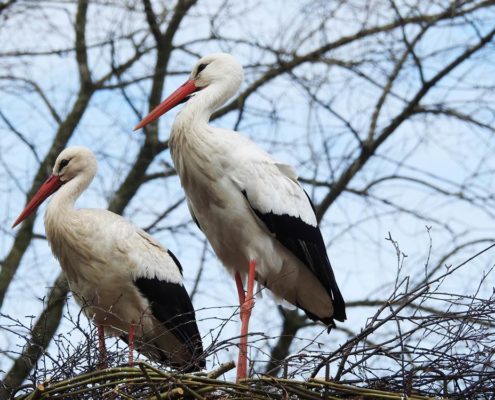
[[236, 259, 256, 383]]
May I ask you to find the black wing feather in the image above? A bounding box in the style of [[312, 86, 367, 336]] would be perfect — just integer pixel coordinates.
[[242, 190, 346, 324], [187, 199, 203, 231], [166, 249, 183, 275], [134, 258, 204, 370]]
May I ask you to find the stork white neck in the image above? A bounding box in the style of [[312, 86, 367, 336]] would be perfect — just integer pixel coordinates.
[[46, 172, 93, 215], [43, 170, 95, 281], [174, 80, 239, 130]]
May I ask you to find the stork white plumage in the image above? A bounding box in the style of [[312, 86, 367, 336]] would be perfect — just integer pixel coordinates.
[[13, 146, 204, 371], [134, 53, 346, 381]]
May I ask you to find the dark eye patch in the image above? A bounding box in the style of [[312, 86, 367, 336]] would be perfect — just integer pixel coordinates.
[[197, 63, 208, 75], [58, 159, 70, 172]]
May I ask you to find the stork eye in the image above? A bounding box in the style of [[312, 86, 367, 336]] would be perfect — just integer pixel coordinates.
[[58, 159, 70, 172], [197, 63, 208, 75]]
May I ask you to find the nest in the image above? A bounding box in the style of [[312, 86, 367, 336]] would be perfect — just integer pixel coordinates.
[[15, 361, 438, 400]]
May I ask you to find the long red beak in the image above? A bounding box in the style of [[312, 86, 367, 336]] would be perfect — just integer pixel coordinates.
[[12, 174, 63, 228], [133, 80, 199, 131]]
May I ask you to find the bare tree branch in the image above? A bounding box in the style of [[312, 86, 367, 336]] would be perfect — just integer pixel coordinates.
[[108, 0, 197, 215], [0, 0, 95, 309], [316, 25, 495, 221], [0, 275, 68, 400]]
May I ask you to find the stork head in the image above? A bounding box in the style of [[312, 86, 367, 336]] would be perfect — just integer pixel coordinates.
[[191, 53, 244, 91], [51, 146, 98, 184], [12, 146, 97, 228], [134, 53, 244, 130]]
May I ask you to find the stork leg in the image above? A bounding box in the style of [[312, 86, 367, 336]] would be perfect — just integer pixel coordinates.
[[235, 271, 246, 305], [236, 260, 256, 383], [97, 324, 107, 369], [128, 321, 135, 367]]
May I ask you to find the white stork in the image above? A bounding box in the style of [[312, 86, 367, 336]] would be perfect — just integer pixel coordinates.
[[13, 146, 204, 371], [134, 53, 346, 381]]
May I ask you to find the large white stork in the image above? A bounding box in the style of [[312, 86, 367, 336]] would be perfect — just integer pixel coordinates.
[[13, 146, 204, 371], [134, 53, 346, 381]]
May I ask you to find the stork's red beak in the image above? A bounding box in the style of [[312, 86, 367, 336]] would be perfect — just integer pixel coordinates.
[[133, 80, 199, 131], [12, 174, 63, 228]]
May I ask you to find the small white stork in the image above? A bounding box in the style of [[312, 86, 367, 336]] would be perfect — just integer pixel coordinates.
[[134, 53, 346, 381], [13, 146, 204, 371]]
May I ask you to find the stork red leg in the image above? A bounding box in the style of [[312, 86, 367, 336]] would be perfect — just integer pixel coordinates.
[[236, 260, 256, 383], [128, 321, 135, 366], [235, 271, 246, 305], [97, 324, 107, 369]]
